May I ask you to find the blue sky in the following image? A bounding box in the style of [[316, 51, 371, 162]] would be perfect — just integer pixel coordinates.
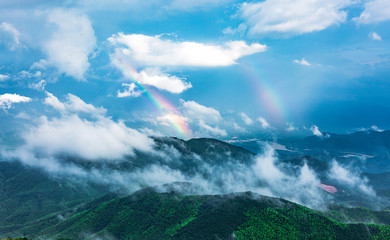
[[0, 0, 390, 143]]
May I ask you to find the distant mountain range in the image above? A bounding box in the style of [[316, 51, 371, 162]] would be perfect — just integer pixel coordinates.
[[229, 130, 390, 173]]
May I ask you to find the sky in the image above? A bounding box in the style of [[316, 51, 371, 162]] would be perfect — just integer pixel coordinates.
[[0, 0, 390, 142]]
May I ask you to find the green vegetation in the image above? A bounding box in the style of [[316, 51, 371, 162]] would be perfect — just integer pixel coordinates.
[[234, 205, 388, 240], [37, 190, 204, 240], [1, 190, 390, 239], [323, 205, 390, 225]]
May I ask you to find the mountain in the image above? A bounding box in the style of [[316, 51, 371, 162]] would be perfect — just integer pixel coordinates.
[[1, 136, 390, 239], [229, 130, 390, 173], [0, 160, 109, 235], [294, 130, 390, 154], [5, 188, 390, 240]]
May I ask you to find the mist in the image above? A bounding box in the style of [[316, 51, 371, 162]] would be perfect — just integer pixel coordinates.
[[0, 92, 379, 210]]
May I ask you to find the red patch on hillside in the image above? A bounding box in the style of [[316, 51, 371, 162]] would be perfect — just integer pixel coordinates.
[[320, 183, 337, 193]]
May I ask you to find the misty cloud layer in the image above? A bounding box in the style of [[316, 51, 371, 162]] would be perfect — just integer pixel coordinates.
[[0, 92, 379, 210]]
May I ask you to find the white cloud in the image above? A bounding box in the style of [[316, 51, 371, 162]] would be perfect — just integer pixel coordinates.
[[286, 122, 297, 131], [239, 0, 352, 36], [0, 74, 9, 81], [7, 92, 154, 161], [354, 0, 390, 24], [117, 83, 144, 98], [310, 125, 323, 137], [328, 161, 376, 197], [125, 68, 192, 94], [0, 93, 31, 110], [156, 112, 189, 129], [223, 23, 247, 36], [15, 111, 31, 120], [369, 32, 382, 41], [257, 116, 270, 128], [108, 33, 265, 94], [17, 115, 153, 160], [198, 120, 227, 136], [371, 125, 384, 132], [109, 33, 266, 67], [293, 58, 311, 66], [0, 22, 24, 50], [30, 59, 49, 70], [181, 100, 222, 124], [233, 122, 246, 132], [178, 100, 229, 137], [43, 9, 96, 80], [29, 80, 46, 91], [44, 92, 66, 112], [240, 112, 253, 125], [44, 92, 106, 117]]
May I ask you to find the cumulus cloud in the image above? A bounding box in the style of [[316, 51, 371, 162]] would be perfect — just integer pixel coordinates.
[[17, 115, 153, 160], [117, 83, 144, 98], [122, 68, 192, 94], [238, 0, 352, 36], [293, 58, 311, 66], [109, 33, 266, 67], [108, 33, 265, 93], [44, 92, 106, 117], [198, 120, 227, 137], [181, 100, 222, 124], [157, 112, 189, 128], [43, 9, 96, 80], [0, 93, 31, 110], [257, 116, 270, 128], [178, 100, 227, 137], [328, 161, 376, 197], [0, 22, 24, 50], [0, 74, 9, 81], [286, 122, 297, 131], [369, 32, 382, 41], [240, 112, 253, 125], [354, 0, 390, 24], [29, 80, 47, 91], [310, 125, 323, 137], [5, 92, 154, 162]]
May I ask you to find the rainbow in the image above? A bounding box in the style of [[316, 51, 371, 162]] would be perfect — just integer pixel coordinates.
[[113, 59, 191, 138], [239, 60, 287, 123], [139, 84, 191, 138]]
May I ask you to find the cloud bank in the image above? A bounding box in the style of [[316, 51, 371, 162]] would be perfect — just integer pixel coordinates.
[[5, 92, 154, 161]]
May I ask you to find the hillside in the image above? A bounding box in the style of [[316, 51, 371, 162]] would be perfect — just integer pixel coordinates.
[[0, 161, 109, 236], [5, 189, 389, 240]]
